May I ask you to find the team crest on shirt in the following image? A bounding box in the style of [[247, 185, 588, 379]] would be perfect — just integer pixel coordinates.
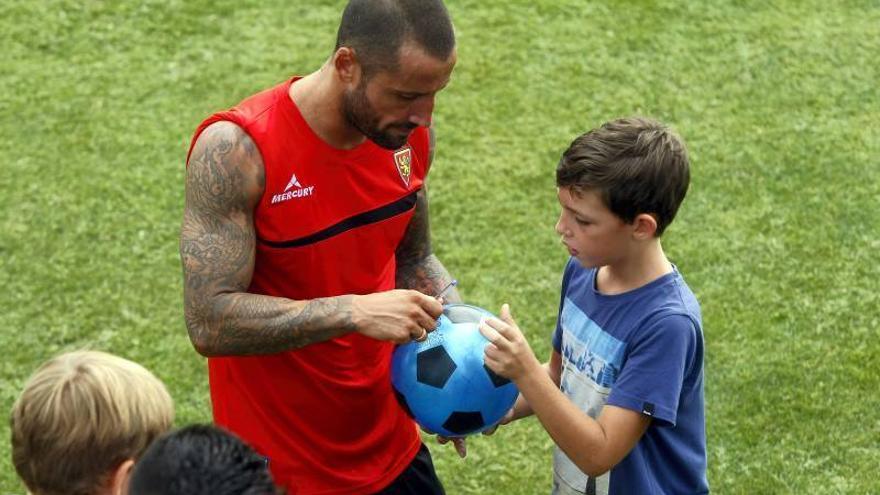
[[393, 146, 413, 187]]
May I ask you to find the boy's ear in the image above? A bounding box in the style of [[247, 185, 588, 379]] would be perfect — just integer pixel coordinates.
[[632, 213, 658, 240], [108, 459, 135, 495]]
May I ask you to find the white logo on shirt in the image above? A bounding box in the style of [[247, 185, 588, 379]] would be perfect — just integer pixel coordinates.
[[284, 174, 303, 191], [271, 172, 314, 204]]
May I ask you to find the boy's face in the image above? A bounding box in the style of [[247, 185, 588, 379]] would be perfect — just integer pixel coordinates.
[[555, 187, 633, 268]]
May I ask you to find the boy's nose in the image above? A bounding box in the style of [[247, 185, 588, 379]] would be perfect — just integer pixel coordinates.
[[555, 217, 574, 239]]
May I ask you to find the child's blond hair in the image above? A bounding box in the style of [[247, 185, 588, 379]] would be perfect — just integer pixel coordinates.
[[10, 350, 174, 495]]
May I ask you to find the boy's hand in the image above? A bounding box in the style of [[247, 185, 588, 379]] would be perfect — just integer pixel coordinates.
[[480, 304, 542, 382]]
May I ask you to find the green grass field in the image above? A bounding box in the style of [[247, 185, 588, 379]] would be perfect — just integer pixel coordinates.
[[2, 0, 878, 493]]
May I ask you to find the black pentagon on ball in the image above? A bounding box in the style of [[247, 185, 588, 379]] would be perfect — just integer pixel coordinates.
[[416, 346, 457, 388], [483, 364, 512, 387], [442, 411, 485, 435]]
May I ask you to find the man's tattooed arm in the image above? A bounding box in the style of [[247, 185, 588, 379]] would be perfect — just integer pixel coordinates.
[[395, 127, 461, 302], [180, 121, 354, 356]]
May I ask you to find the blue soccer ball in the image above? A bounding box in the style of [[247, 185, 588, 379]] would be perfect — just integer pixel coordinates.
[[391, 303, 519, 437]]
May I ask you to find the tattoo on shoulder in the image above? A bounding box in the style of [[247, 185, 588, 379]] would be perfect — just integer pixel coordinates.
[[181, 123, 264, 351], [186, 123, 263, 215], [181, 123, 358, 355]]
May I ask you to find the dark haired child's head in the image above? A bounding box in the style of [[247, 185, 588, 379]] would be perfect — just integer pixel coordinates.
[[555, 117, 690, 267], [557, 117, 690, 236], [128, 424, 279, 495]]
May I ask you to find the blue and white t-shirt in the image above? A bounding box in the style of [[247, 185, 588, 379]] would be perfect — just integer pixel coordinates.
[[551, 258, 708, 495]]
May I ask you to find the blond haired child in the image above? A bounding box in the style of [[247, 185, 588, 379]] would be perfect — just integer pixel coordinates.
[[11, 350, 174, 495]]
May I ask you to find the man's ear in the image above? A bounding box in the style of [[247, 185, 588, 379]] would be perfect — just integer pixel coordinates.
[[108, 459, 135, 495], [632, 213, 658, 240], [332, 47, 361, 86]]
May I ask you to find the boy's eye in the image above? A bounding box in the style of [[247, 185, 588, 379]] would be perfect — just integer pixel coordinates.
[[398, 93, 419, 101], [575, 218, 591, 226]]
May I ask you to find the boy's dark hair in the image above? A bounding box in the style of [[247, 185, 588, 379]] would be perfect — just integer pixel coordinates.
[[556, 117, 690, 236], [335, 0, 455, 77], [128, 424, 279, 495]]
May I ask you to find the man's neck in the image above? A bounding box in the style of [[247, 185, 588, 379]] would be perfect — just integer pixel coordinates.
[[596, 240, 672, 295], [289, 64, 367, 150]]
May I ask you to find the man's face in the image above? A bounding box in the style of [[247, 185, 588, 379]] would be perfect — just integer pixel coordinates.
[[343, 42, 456, 149], [555, 187, 633, 268]]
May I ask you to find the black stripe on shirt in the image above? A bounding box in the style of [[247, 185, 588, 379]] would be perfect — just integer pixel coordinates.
[[258, 190, 419, 249]]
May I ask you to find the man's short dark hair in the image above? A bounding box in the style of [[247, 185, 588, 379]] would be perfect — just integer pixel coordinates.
[[335, 0, 455, 76], [128, 424, 279, 495], [556, 117, 690, 236]]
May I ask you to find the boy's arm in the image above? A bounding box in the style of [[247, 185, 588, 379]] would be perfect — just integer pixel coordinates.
[[482, 359, 549, 437], [514, 360, 651, 476], [480, 305, 651, 476], [505, 356, 561, 422]]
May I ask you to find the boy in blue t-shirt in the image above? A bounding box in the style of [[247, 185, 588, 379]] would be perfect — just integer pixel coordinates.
[[480, 117, 708, 494]]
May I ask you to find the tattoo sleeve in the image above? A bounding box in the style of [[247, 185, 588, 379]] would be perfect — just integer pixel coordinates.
[[180, 122, 354, 356], [395, 127, 461, 302]]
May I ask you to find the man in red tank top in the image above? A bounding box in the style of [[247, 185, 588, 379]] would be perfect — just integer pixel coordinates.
[[179, 1, 463, 494]]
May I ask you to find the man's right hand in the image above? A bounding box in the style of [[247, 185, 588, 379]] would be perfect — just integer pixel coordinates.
[[351, 290, 443, 343]]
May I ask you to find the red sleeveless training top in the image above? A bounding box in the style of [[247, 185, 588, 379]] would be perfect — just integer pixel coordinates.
[[187, 77, 429, 494]]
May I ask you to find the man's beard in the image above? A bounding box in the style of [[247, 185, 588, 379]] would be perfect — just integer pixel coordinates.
[[342, 85, 416, 150]]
